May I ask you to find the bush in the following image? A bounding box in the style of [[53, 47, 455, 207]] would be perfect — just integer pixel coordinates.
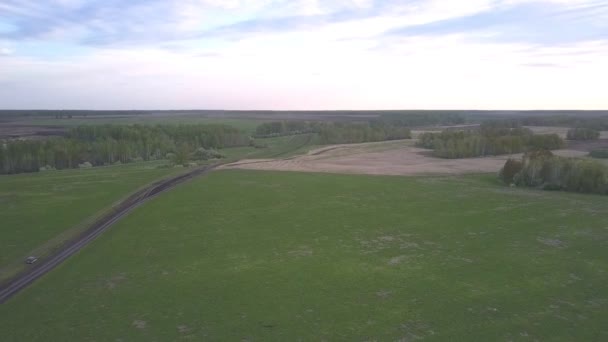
[[567, 128, 600, 140], [78, 161, 93, 168]]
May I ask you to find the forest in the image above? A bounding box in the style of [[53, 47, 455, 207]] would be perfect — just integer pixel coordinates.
[[499, 150, 608, 195], [0, 124, 248, 174], [417, 122, 564, 158], [255, 121, 411, 144]]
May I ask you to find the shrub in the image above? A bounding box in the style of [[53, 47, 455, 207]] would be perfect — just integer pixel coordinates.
[[78, 161, 93, 168]]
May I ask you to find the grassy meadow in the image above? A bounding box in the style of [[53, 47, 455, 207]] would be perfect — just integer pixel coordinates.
[[0, 161, 185, 275], [0, 134, 318, 281], [1, 170, 607, 340]]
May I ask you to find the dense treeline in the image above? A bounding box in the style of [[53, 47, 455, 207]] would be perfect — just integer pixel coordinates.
[[255, 121, 411, 143], [254, 121, 316, 137], [499, 151, 608, 195], [567, 128, 600, 140], [467, 115, 608, 131], [376, 112, 465, 127], [318, 122, 411, 144], [255, 112, 465, 138], [417, 122, 564, 158], [0, 124, 248, 174], [490, 116, 608, 130]]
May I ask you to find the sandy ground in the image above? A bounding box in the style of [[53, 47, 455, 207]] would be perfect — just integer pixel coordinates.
[[223, 140, 589, 176]]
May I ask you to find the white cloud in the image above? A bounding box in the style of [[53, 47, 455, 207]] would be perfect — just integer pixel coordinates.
[[2, 33, 606, 109], [1, 0, 607, 109]]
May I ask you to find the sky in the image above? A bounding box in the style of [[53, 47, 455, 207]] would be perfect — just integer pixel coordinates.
[[0, 0, 607, 110]]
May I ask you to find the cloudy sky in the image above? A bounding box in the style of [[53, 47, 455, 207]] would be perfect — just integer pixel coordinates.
[[0, 0, 607, 110]]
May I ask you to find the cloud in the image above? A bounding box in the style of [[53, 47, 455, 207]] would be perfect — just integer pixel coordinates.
[[0, 0, 607, 109], [0, 47, 12, 55], [386, 0, 608, 45]]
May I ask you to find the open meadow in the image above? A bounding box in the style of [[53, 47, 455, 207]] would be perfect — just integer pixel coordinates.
[[1, 170, 607, 340], [0, 162, 185, 278]]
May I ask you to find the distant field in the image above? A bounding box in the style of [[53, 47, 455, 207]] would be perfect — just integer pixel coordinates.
[[15, 117, 264, 134], [1, 170, 607, 340], [223, 133, 319, 160], [225, 139, 591, 176], [0, 161, 184, 275]]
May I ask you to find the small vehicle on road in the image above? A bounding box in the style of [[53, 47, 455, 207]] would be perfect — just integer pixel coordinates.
[[25, 256, 38, 264]]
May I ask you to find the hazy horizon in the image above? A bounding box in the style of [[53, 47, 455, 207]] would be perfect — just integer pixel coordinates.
[[1, 1, 607, 110]]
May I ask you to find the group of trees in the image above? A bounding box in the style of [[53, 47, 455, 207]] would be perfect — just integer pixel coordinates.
[[254, 121, 316, 137], [375, 112, 465, 127], [567, 127, 600, 140], [499, 150, 608, 195], [318, 122, 411, 144], [417, 122, 564, 158], [254, 120, 412, 144], [0, 124, 248, 174], [516, 115, 608, 130]]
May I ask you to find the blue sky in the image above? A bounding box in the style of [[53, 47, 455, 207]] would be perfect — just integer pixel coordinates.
[[1, 0, 607, 109]]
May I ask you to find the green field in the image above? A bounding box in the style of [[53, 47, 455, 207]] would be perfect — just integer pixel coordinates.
[[0, 134, 316, 278], [0, 161, 185, 275], [224, 133, 319, 160], [1, 170, 607, 340]]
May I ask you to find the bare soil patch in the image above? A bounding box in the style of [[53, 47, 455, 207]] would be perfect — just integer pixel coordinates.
[[223, 140, 588, 176]]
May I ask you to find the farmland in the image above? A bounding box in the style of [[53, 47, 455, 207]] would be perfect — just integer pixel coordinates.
[[1, 170, 607, 340]]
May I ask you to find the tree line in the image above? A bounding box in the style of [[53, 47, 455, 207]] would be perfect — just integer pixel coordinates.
[[254, 121, 316, 137], [499, 150, 608, 195], [567, 127, 600, 140], [417, 123, 564, 158], [254, 120, 412, 144], [487, 115, 608, 130], [375, 112, 465, 127], [0, 124, 248, 174], [317, 122, 411, 144]]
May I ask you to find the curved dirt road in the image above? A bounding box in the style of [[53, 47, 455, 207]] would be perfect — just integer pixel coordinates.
[[0, 164, 219, 304]]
